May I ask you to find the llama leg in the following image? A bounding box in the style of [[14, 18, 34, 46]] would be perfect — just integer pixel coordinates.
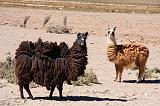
[[57, 83, 63, 99], [137, 64, 145, 82], [66, 80, 72, 85], [24, 84, 33, 99], [49, 85, 56, 99], [115, 64, 123, 82], [118, 66, 123, 82], [19, 83, 24, 99], [114, 64, 118, 81], [119, 71, 122, 82]]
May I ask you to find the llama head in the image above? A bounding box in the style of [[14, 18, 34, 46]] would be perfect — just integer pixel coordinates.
[[76, 32, 88, 46], [106, 26, 117, 45]]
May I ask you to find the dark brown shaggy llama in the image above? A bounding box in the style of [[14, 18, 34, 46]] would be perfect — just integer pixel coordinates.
[[47, 32, 88, 99], [15, 32, 88, 99]]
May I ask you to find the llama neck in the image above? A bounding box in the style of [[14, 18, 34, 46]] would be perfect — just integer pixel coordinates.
[[107, 37, 117, 62], [67, 42, 88, 81], [107, 37, 117, 46]]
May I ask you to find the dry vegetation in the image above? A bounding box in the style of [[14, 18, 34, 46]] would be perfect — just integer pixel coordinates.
[[0, 0, 160, 13], [0, 56, 99, 87], [46, 16, 72, 34], [0, 56, 159, 86], [0, 55, 16, 83], [137, 67, 160, 79], [72, 69, 99, 86]]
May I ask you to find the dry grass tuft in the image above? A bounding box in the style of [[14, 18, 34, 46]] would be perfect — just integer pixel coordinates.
[[0, 56, 99, 86], [72, 70, 99, 86], [46, 15, 73, 34], [136, 67, 160, 79], [0, 56, 17, 83], [42, 15, 51, 28], [46, 25, 71, 34], [63, 16, 67, 28]]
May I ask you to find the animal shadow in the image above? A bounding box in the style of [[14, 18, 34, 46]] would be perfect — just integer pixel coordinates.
[[34, 96, 127, 102], [123, 79, 160, 84]]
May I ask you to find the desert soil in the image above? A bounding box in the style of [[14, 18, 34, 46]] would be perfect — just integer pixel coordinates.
[[0, 7, 160, 106]]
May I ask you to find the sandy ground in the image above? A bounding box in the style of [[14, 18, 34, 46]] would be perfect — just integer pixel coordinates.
[[0, 7, 160, 106]]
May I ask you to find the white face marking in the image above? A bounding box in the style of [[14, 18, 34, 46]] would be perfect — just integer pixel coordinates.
[[106, 27, 117, 45], [81, 43, 84, 46], [108, 28, 115, 39], [81, 38, 85, 41]]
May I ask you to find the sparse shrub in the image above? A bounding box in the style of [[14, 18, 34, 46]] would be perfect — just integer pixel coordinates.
[[46, 15, 73, 34], [0, 57, 99, 87], [136, 67, 160, 79], [46, 25, 71, 34], [0, 57, 40, 87], [30, 82, 39, 88], [42, 15, 51, 28], [152, 67, 160, 73], [0, 56, 17, 83], [63, 16, 67, 28], [143, 69, 156, 79], [72, 70, 99, 86], [20, 16, 30, 28]]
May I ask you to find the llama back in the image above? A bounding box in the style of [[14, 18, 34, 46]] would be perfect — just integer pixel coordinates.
[[34, 38, 69, 59], [108, 43, 149, 67], [15, 54, 33, 84], [15, 41, 35, 58], [120, 44, 149, 64]]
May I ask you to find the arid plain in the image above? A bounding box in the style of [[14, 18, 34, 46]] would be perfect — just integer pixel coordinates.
[[0, 7, 160, 106]]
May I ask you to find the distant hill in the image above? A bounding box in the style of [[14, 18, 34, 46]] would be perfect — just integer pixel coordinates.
[[50, 0, 160, 5], [0, 0, 160, 13]]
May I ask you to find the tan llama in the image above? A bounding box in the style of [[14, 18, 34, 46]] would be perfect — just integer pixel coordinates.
[[106, 27, 149, 82]]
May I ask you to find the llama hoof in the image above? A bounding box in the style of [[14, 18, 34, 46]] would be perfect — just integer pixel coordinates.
[[136, 79, 141, 83], [21, 96, 25, 99], [49, 96, 53, 100], [67, 82, 72, 85], [67, 83, 72, 85], [30, 96, 34, 100], [60, 97, 65, 100], [46, 86, 50, 90], [66, 80, 72, 85], [27, 96, 34, 99], [114, 79, 117, 82], [142, 77, 145, 81]]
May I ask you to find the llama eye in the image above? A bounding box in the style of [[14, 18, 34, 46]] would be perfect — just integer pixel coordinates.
[[108, 31, 110, 34]]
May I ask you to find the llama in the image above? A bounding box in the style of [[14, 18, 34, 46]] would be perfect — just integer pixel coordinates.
[[106, 27, 149, 82], [15, 32, 88, 99], [48, 31, 88, 98]]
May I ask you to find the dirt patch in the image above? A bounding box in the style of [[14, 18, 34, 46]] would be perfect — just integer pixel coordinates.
[[0, 7, 160, 106]]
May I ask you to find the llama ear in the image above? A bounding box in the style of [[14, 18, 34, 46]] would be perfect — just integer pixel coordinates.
[[84, 32, 88, 36], [77, 33, 81, 38], [114, 27, 117, 30], [107, 25, 110, 30]]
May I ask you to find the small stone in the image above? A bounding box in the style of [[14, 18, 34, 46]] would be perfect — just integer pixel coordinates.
[[144, 93, 148, 96], [23, 99, 27, 103]]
